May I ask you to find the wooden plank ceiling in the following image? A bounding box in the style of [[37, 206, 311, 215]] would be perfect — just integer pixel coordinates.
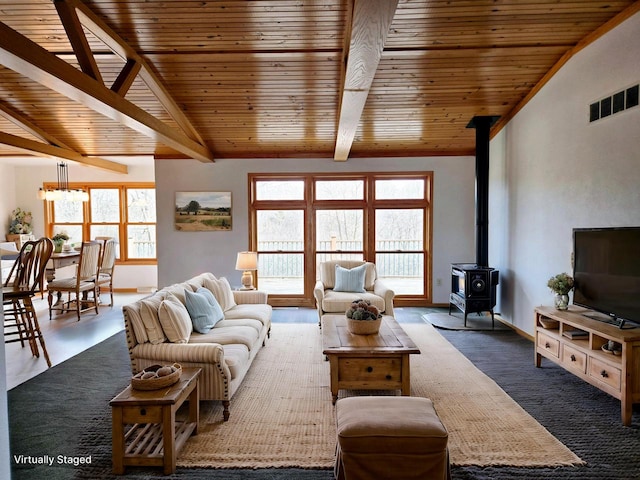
[[0, 0, 637, 171]]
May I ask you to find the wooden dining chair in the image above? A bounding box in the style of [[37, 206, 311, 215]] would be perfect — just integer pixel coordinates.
[[47, 241, 102, 321], [95, 237, 117, 306], [3, 237, 54, 367]]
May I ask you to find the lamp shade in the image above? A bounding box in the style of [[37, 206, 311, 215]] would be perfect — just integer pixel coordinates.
[[235, 251, 258, 271]]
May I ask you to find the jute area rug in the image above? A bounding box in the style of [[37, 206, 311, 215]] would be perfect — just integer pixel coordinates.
[[177, 322, 583, 469]]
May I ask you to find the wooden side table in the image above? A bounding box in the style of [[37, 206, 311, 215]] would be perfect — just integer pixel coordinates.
[[110, 367, 201, 475]]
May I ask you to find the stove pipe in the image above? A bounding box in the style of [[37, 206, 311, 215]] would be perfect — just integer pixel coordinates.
[[466, 116, 499, 268]]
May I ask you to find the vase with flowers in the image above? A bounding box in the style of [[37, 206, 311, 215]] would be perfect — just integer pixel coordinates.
[[547, 272, 574, 310], [51, 232, 70, 253], [345, 299, 382, 335], [8, 208, 33, 235]]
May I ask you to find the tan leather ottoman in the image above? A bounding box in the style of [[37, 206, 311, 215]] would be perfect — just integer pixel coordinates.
[[335, 396, 450, 480]]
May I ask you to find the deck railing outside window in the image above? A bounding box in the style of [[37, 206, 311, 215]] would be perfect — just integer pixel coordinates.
[[258, 239, 422, 280]]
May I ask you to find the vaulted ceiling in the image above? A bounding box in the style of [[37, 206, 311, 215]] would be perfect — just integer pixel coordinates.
[[0, 0, 638, 173]]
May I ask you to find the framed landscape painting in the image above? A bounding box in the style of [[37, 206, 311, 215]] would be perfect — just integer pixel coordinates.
[[175, 191, 232, 231]]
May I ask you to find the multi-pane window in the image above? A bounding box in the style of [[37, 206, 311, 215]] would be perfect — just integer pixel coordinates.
[[45, 183, 156, 262], [250, 173, 432, 306]]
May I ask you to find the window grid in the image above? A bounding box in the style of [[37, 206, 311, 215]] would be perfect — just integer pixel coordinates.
[[44, 182, 156, 264], [250, 173, 432, 306]]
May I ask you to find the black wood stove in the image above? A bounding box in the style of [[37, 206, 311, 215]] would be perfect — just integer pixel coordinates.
[[449, 116, 500, 327]]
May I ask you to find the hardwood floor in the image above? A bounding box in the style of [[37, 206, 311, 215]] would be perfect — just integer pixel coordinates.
[[4, 292, 146, 390]]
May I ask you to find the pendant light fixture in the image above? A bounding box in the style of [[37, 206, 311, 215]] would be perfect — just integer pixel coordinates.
[[37, 162, 89, 202]]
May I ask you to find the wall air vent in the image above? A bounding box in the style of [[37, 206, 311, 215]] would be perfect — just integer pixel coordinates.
[[590, 84, 639, 123]]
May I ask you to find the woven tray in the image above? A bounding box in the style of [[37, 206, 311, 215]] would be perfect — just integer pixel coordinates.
[[131, 363, 182, 390]]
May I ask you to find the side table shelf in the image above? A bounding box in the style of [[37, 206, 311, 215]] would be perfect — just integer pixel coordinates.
[[110, 368, 201, 475], [534, 306, 640, 426]]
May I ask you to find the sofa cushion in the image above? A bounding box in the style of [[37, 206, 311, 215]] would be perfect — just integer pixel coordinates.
[[322, 290, 385, 315], [186, 272, 217, 291], [185, 288, 224, 333], [203, 277, 237, 312], [189, 325, 259, 350], [158, 293, 193, 343], [334, 264, 367, 293], [223, 304, 272, 327], [162, 282, 193, 305], [215, 318, 263, 335], [140, 294, 167, 344]]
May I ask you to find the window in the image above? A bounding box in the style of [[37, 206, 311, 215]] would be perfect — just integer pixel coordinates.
[[45, 183, 156, 263], [250, 173, 432, 307]]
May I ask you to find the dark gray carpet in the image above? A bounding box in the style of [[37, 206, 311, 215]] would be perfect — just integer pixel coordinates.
[[8, 308, 640, 479], [424, 311, 511, 331]]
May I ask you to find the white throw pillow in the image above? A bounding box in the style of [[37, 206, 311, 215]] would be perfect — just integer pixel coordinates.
[[158, 293, 193, 343], [203, 277, 237, 312], [139, 295, 167, 345]]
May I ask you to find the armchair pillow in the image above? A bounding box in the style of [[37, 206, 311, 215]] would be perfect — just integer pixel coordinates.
[[185, 288, 224, 334], [334, 264, 367, 293], [158, 292, 193, 343]]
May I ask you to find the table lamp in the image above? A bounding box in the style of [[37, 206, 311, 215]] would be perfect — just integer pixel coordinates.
[[235, 251, 258, 290]]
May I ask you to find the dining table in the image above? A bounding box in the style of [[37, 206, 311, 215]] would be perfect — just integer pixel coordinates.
[[45, 251, 81, 283], [45, 251, 81, 305]]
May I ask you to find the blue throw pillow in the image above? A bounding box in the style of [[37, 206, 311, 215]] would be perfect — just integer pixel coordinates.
[[334, 264, 367, 293], [184, 288, 224, 334]]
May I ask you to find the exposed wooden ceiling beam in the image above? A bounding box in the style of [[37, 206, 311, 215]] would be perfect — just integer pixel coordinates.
[[0, 100, 128, 173], [68, 0, 208, 148], [0, 20, 214, 163], [0, 101, 73, 150], [0, 131, 128, 173], [334, 0, 399, 161], [54, 0, 104, 82]]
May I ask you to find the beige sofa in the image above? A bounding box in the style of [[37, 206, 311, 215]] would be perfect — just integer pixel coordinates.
[[314, 260, 395, 326], [122, 272, 271, 421]]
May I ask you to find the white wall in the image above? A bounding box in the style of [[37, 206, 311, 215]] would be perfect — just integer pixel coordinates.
[[490, 11, 640, 334], [155, 156, 477, 302]]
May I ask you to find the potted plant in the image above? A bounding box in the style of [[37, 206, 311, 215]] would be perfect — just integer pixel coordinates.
[[51, 232, 70, 253], [547, 272, 574, 310], [345, 299, 382, 335]]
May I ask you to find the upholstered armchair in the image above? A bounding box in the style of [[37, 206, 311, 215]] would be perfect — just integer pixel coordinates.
[[314, 260, 395, 326]]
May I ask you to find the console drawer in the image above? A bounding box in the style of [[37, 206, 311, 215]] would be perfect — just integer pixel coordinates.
[[589, 357, 622, 391], [561, 344, 587, 374], [537, 331, 560, 358], [338, 357, 402, 383]]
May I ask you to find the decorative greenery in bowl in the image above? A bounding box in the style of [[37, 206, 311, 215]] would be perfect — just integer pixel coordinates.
[[345, 299, 381, 321], [547, 272, 574, 295]]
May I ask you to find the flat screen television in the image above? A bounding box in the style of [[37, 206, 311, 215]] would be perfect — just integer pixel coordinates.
[[572, 227, 640, 327]]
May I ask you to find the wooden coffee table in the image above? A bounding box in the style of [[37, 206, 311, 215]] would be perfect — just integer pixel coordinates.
[[322, 314, 420, 404], [110, 367, 201, 475]]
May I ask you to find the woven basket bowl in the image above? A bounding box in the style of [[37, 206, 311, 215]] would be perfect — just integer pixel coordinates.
[[131, 363, 182, 390], [347, 317, 382, 335]]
